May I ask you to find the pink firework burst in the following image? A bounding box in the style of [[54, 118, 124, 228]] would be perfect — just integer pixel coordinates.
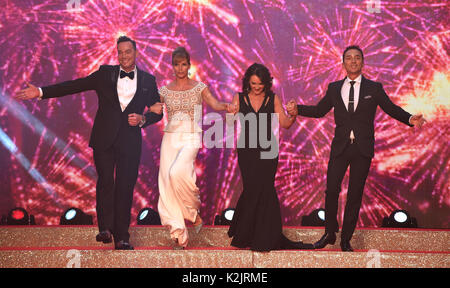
[[278, 2, 449, 227], [370, 31, 450, 227], [167, 0, 250, 81], [62, 0, 183, 76], [0, 0, 72, 120], [9, 129, 97, 225]]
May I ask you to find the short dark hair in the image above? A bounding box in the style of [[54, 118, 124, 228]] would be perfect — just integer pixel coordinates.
[[172, 47, 190, 65], [117, 36, 136, 50], [242, 63, 273, 94], [343, 45, 364, 62]]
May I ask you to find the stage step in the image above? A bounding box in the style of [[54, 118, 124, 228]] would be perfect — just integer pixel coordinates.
[[1, 226, 448, 251], [0, 226, 448, 268], [1, 247, 449, 268]]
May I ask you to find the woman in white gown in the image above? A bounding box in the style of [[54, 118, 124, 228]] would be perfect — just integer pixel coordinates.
[[158, 47, 231, 248]]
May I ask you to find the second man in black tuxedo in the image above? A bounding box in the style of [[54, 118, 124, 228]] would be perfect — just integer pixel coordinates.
[[287, 45, 425, 251], [17, 36, 164, 250]]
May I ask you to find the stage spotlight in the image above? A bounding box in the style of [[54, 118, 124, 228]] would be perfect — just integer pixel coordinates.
[[301, 208, 326, 227], [4, 207, 35, 225], [382, 209, 418, 228], [137, 207, 161, 225], [60, 207, 93, 225], [214, 208, 235, 225]]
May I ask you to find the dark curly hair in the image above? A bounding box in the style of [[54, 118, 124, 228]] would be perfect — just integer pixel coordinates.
[[242, 63, 273, 94]]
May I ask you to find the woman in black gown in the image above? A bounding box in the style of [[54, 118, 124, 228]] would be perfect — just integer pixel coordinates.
[[227, 63, 314, 251]]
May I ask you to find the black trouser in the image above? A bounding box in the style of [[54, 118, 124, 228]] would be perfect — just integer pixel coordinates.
[[324, 142, 372, 241], [93, 131, 141, 243]]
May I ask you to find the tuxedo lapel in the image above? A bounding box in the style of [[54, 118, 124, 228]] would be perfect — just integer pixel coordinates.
[[135, 66, 143, 102], [354, 75, 367, 114], [336, 78, 347, 112], [111, 65, 121, 110]]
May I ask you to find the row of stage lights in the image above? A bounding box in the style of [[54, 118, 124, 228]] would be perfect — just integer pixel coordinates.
[[299, 208, 419, 228], [0, 207, 418, 229], [0, 207, 93, 226]]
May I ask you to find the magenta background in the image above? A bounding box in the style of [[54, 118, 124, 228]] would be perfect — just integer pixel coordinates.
[[0, 0, 448, 228]]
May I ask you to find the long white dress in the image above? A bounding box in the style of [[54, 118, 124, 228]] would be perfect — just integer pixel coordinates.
[[157, 82, 206, 247]]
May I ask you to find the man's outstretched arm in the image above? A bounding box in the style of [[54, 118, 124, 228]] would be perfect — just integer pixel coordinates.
[[286, 84, 333, 118], [16, 69, 100, 101], [376, 83, 426, 128]]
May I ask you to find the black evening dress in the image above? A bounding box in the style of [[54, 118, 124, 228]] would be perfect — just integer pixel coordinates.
[[227, 91, 314, 252]]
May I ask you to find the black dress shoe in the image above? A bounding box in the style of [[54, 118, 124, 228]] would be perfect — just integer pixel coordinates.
[[96, 231, 112, 244], [340, 240, 353, 252], [313, 232, 336, 249], [115, 240, 134, 250]]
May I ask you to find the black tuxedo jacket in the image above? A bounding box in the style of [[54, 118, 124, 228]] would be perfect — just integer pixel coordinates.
[[298, 75, 412, 159], [41, 65, 162, 150]]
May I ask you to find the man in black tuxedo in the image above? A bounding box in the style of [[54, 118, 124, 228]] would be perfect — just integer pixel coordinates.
[[287, 45, 425, 251], [16, 36, 164, 250]]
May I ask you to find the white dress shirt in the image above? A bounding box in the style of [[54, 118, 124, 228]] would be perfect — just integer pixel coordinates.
[[340, 74, 362, 141], [117, 66, 137, 112]]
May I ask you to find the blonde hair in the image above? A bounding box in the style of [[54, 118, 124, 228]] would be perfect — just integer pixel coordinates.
[[172, 47, 190, 65]]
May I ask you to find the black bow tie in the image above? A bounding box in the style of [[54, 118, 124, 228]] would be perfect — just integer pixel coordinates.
[[120, 70, 135, 80]]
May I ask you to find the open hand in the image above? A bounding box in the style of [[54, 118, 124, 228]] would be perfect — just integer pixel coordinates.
[[16, 83, 40, 100], [409, 114, 426, 128], [286, 100, 298, 117]]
